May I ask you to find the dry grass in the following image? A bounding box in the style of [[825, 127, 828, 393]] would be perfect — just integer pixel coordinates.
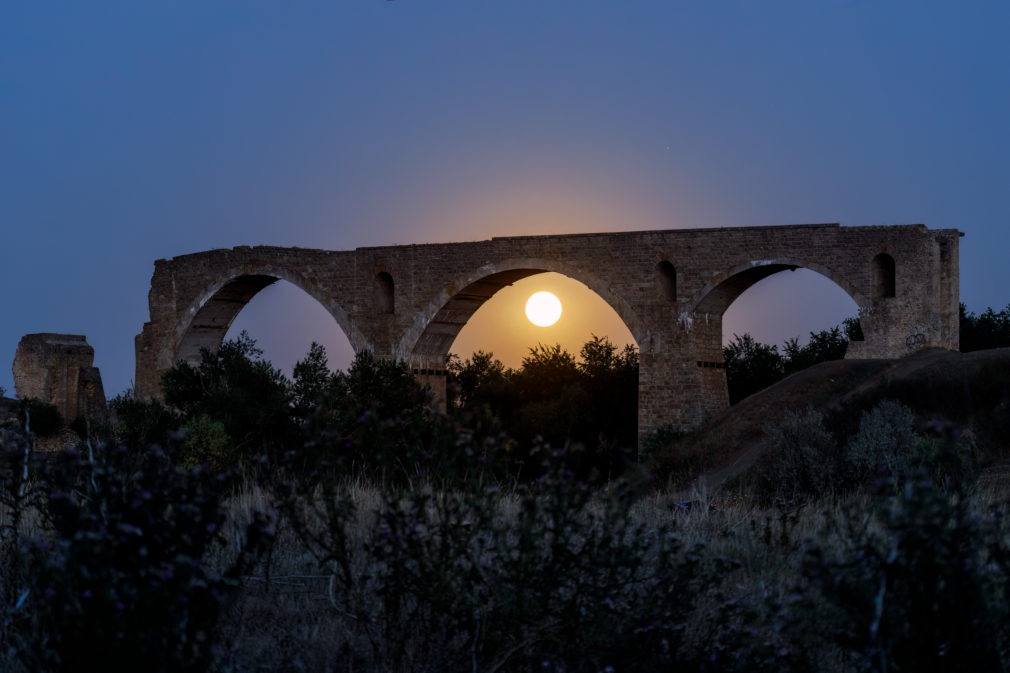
[[210, 474, 1010, 672]]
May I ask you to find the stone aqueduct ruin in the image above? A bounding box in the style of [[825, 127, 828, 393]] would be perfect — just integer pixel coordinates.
[[135, 223, 961, 438]]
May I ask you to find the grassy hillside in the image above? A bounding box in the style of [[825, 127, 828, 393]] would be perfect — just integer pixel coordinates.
[[653, 347, 1010, 492]]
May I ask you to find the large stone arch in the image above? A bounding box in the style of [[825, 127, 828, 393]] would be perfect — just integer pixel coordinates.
[[141, 258, 365, 379], [648, 258, 866, 427], [394, 258, 643, 411], [172, 267, 364, 371], [136, 224, 961, 438], [396, 257, 643, 365], [172, 270, 359, 369], [689, 257, 864, 317]]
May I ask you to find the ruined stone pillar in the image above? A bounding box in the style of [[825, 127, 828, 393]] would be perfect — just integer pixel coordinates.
[[637, 315, 728, 440], [12, 334, 107, 423]]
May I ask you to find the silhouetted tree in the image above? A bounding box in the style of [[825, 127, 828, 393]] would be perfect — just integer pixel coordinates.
[[783, 325, 848, 374], [292, 341, 337, 419], [446, 350, 514, 412], [447, 337, 640, 473], [161, 331, 299, 467], [960, 302, 1010, 352], [578, 336, 638, 454], [724, 333, 785, 405]]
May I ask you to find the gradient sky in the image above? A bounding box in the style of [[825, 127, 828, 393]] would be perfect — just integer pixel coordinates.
[[3, 1, 1008, 395]]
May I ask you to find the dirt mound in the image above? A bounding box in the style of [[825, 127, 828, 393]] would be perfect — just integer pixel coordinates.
[[654, 348, 1010, 493]]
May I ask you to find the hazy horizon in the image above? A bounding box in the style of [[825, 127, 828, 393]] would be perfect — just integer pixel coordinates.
[[3, 1, 1008, 395]]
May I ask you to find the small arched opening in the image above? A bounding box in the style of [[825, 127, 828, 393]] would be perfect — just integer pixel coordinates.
[[375, 272, 395, 314], [657, 261, 677, 302], [872, 253, 896, 299]]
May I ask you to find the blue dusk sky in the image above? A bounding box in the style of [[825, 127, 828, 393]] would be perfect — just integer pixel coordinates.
[[2, 0, 1009, 397]]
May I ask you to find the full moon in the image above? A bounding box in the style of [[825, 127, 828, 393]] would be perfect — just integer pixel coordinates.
[[525, 291, 562, 327]]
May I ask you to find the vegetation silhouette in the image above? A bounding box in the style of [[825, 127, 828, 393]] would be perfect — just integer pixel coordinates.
[[1, 306, 1008, 671]]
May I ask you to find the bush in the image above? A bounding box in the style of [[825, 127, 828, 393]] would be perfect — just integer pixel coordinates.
[[724, 334, 785, 404], [960, 302, 1010, 352], [800, 475, 1010, 671], [1, 435, 272, 673], [639, 422, 684, 461], [447, 337, 639, 475], [16, 399, 63, 438], [755, 408, 839, 504], [845, 399, 920, 488], [161, 332, 299, 471], [108, 390, 180, 451], [276, 446, 782, 672]]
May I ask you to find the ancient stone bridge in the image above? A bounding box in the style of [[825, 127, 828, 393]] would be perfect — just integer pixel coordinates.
[[135, 223, 961, 438]]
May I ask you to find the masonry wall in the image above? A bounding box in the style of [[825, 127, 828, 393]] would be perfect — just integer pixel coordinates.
[[135, 223, 961, 440], [13, 334, 107, 423]]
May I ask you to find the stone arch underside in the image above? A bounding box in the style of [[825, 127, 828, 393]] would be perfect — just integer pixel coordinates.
[[174, 271, 360, 367], [690, 258, 863, 317], [398, 260, 642, 364]]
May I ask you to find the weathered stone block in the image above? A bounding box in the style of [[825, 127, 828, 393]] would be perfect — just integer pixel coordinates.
[[13, 334, 107, 424]]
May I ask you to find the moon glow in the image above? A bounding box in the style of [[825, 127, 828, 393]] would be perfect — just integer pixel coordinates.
[[525, 291, 562, 327]]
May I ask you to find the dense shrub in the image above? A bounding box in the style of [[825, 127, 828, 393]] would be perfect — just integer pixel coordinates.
[[845, 399, 920, 487], [16, 399, 63, 438], [782, 325, 849, 374], [752, 402, 982, 504], [0, 434, 272, 673], [960, 302, 1010, 352], [800, 476, 1010, 671], [276, 445, 801, 672], [161, 331, 300, 470], [724, 319, 859, 404], [755, 408, 839, 504], [447, 336, 639, 474], [108, 390, 180, 449], [724, 334, 786, 405]]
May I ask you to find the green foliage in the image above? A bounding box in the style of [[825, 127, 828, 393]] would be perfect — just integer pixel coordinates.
[[724, 333, 785, 405], [292, 350, 465, 485], [182, 414, 231, 471], [445, 350, 513, 411], [108, 390, 180, 449], [843, 316, 865, 342], [291, 341, 336, 419], [334, 350, 430, 422], [756, 408, 839, 504], [0, 424, 39, 661], [801, 477, 1010, 672], [16, 398, 63, 438], [845, 399, 919, 487], [161, 331, 298, 468], [0, 435, 272, 673], [511, 343, 587, 448], [753, 402, 982, 505], [783, 325, 848, 374], [960, 302, 1010, 352], [725, 319, 858, 404], [447, 336, 639, 474], [277, 447, 783, 672], [639, 422, 684, 461]]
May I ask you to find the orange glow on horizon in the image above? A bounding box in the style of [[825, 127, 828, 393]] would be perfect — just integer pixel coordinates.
[[450, 272, 637, 368]]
